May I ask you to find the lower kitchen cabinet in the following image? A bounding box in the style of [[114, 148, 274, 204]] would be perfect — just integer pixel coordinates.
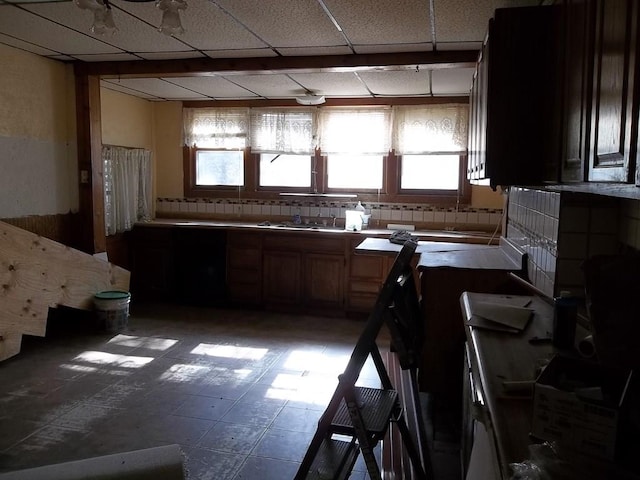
[[227, 231, 262, 306], [130, 226, 176, 301], [346, 253, 388, 312], [304, 253, 344, 310], [263, 250, 302, 306], [262, 233, 346, 312]]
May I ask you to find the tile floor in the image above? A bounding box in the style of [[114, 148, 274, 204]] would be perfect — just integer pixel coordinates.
[[0, 302, 460, 479]]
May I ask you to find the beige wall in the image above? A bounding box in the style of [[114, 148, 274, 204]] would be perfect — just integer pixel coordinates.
[[0, 44, 73, 142], [100, 88, 153, 149], [470, 185, 506, 209], [0, 44, 77, 218], [153, 101, 183, 198]]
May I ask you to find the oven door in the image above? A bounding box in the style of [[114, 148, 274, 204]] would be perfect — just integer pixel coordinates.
[[462, 341, 499, 480]]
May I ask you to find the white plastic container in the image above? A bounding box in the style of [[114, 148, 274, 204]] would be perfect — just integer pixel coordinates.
[[94, 290, 131, 333], [345, 210, 363, 231]]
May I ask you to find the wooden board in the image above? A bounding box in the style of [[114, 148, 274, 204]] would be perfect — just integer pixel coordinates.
[[0, 220, 130, 361]]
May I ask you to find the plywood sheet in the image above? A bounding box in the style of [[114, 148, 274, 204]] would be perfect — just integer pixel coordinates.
[[0, 220, 130, 361]]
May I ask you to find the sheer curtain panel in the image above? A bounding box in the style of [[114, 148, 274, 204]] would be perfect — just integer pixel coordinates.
[[392, 104, 469, 154], [319, 107, 392, 154], [183, 107, 250, 148], [250, 108, 316, 154], [103, 145, 152, 236]]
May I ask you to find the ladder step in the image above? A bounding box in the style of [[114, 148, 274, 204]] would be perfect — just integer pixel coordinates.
[[331, 387, 398, 437], [304, 437, 359, 480]]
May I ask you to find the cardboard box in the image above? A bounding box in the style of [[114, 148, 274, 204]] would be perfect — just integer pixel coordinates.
[[531, 355, 633, 460]]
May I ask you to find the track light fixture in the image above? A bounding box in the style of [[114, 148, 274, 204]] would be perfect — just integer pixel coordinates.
[[75, 0, 187, 36]]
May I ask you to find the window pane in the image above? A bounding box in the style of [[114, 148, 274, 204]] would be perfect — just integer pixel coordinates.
[[401, 155, 459, 190], [196, 150, 244, 186], [327, 154, 383, 189], [259, 154, 311, 187]]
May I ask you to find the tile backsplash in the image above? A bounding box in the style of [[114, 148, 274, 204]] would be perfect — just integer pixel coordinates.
[[507, 187, 638, 299], [155, 197, 504, 232]]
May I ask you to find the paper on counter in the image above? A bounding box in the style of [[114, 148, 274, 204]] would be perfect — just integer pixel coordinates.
[[468, 301, 534, 332]]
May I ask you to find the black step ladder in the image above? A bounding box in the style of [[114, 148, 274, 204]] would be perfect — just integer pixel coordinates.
[[295, 240, 433, 480]]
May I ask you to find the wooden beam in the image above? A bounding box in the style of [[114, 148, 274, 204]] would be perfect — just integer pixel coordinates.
[[182, 96, 470, 109], [74, 51, 479, 78], [75, 74, 106, 254]]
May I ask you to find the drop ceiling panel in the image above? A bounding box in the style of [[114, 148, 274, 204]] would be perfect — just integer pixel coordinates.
[[162, 76, 259, 99], [358, 70, 431, 96], [101, 79, 160, 99], [289, 72, 369, 97], [25, 1, 188, 53], [72, 53, 142, 62], [137, 51, 206, 61], [0, 4, 121, 55], [213, 0, 345, 48], [431, 68, 474, 95], [277, 46, 353, 57], [433, 0, 538, 43], [114, 0, 266, 51], [322, 0, 431, 46], [104, 78, 205, 99], [223, 74, 305, 98], [202, 48, 277, 58], [0, 32, 61, 56], [354, 43, 433, 54]]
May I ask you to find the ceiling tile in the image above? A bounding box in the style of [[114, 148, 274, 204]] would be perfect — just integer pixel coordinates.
[[0, 32, 60, 56], [354, 43, 433, 54], [101, 79, 160, 99], [322, 0, 431, 45], [277, 46, 353, 57], [358, 70, 431, 96], [214, 0, 345, 48], [202, 48, 277, 59], [223, 73, 305, 98], [0, 4, 121, 55], [103, 77, 205, 99], [114, 0, 267, 51], [72, 53, 142, 62], [431, 68, 474, 95], [137, 51, 206, 61], [162, 76, 259, 99], [24, 1, 188, 53], [288, 72, 369, 97], [433, 0, 538, 44]]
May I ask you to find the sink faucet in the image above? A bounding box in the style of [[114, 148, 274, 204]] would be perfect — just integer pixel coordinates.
[[331, 214, 337, 228]]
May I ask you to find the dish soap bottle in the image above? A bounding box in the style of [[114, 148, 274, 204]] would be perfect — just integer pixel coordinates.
[[355, 201, 365, 213]]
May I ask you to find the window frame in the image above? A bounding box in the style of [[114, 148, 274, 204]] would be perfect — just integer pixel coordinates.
[[183, 98, 471, 205], [184, 146, 471, 204]]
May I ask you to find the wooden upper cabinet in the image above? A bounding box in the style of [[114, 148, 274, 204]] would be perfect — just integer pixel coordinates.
[[468, 6, 563, 189], [561, 0, 595, 182], [588, 0, 639, 182]]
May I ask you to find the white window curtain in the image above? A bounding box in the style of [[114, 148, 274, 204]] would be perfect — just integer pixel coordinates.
[[103, 145, 152, 236], [183, 107, 250, 148], [392, 104, 469, 154], [319, 107, 392, 154], [250, 108, 316, 154]]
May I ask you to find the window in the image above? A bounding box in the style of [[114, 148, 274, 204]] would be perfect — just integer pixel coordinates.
[[400, 154, 460, 190], [183, 103, 469, 202], [327, 154, 383, 190], [196, 150, 244, 187], [259, 154, 311, 188]]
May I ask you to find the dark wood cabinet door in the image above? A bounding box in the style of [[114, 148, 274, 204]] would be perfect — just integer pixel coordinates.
[[304, 253, 344, 309], [589, 0, 638, 182], [263, 250, 302, 305], [561, 0, 595, 182]]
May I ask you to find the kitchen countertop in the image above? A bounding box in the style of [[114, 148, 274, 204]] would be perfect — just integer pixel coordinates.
[[137, 218, 497, 243]]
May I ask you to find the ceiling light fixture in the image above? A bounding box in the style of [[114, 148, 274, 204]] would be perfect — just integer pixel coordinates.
[[74, 0, 187, 36], [295, 93, 326, 106]]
